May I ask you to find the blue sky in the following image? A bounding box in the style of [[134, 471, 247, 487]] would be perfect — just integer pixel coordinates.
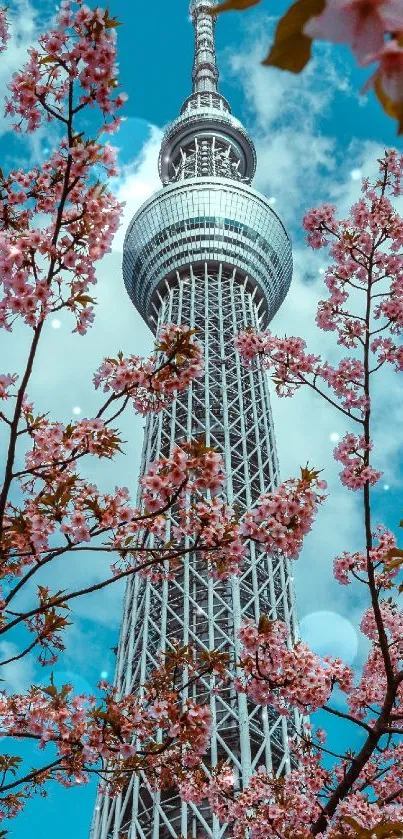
[[0, 1, 402, 837]]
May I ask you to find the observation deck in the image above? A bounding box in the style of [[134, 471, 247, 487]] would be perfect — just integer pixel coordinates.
[[123, 177, 292, 332]]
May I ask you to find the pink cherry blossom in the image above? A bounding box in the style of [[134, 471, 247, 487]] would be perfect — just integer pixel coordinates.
[[363, 38, 403, 107], [0, 373, 17, 399], [333, 432, 382, 489], [94, 325, 203, 413], [237, 617, 353, 715], [240, 468, 326, 559], [0, 645, 224, 818], [304, 0, 403, 65]]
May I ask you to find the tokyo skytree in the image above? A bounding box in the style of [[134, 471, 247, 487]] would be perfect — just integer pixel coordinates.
[[91, 1, 300, 836]]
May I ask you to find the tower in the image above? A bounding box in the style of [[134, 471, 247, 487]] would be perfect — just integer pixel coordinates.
[[91, 2, 299, 836]]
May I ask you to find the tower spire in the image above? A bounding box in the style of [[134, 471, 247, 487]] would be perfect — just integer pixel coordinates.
[[158, 0, 256, 185], [190, 0, 219, 94]]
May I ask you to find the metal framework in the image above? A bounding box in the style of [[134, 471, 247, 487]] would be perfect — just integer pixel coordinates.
[[90, 3, 300, 837]]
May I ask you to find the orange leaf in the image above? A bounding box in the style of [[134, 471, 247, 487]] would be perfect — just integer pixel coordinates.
[[374, 75, 403, 135], [300, 463, 323, 483], [339, 817, 403, 839], [258, 614, 274, 634], [262, 0, 326, 73], [207, 0, 261, 12], [384, 547, 403, 572]]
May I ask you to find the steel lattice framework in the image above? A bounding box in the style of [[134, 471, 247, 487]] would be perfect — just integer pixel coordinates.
[[90, 2, 300, 837]]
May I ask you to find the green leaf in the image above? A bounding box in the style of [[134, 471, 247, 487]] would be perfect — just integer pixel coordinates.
[[262, 0, 326, 73]]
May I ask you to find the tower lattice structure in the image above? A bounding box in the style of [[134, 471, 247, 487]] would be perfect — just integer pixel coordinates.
[[91, 2, 300, 836]]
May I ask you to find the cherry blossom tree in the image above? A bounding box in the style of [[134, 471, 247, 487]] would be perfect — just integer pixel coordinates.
[[2, 1, 403, 836], [209, 0, 403, 133], [0, 1, 324, 827], [201, 150, 403, 838]]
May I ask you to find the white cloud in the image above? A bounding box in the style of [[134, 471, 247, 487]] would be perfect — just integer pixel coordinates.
[[112, 126, 163, 254], [299, 611, 359, 664], [0, 2, 38, 130], [222, 22, 355, 224], [0, 641, 35, 693]]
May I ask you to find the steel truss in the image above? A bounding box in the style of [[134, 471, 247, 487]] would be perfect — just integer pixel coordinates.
[[90, 265, 300, 839]]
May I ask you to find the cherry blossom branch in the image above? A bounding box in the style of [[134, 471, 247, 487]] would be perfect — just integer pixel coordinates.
[[322, 704, 373, 735], [0, 758, 63, 794]]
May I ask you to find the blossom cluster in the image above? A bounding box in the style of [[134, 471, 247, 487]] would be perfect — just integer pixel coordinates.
[[141, 439, 225, 510], [236, 617, 353, 714], [94, 325, 204, 413], [5, 1, 126, 133], [0, 645, 223, 819], [240, 468, 326, 559], [0, 143, 123, 334], [139, 440, 247, 580], [0, 373, 17, 400], [236, 331, 369, 416], [371, 336, 403, 372], [0, 0, 127, 335], [333, 432, 382, 490], [235, 332, 320, 397], [174, 496, 247, 580], [303, 1, 403, 129], [25, 417, 122, 475], [333, 525, 399, 587], [208, 753, 326, 838], [347, 599, 403, 720]]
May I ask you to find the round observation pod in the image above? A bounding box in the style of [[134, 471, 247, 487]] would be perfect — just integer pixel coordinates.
[[123, 177, 292, 333], [158, 109, 257, 185]]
